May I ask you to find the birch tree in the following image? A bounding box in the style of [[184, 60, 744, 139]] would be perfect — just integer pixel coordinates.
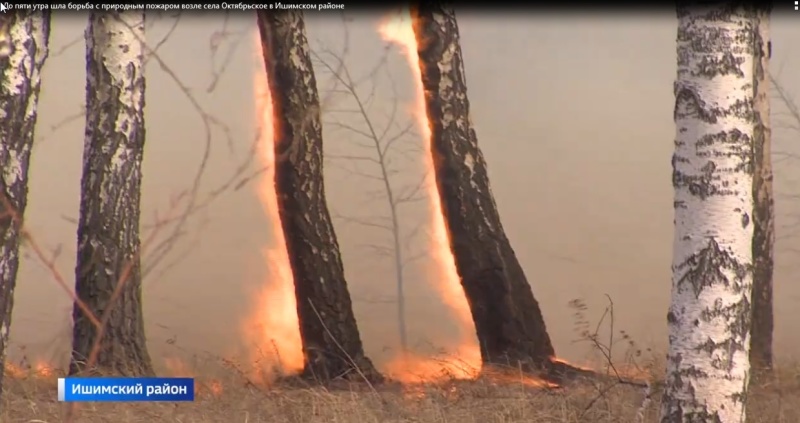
[[313, 48, 425, 354], [410, 4, 556, 372], [0, 11, 50, 397], [256, 10, 382, 383], [661, 4, 759, 422], [749, 6, 773, 376], [70, 11, 154, 376]]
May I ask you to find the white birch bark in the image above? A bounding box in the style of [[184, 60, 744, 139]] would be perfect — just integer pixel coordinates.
[[71, 11, 153, 376], [661, 5, 757, 423], [0, 12, 49, 394]]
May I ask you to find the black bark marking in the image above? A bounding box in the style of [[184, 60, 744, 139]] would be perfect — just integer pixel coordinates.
[[674, 89, 755, 127], [667, 311, 678, 324], [71, 12, 153, 377], [675, 238, 749, 300], [694, 129, 753, 174], [672, 128, 753, 201], [692, 51, 746, 79], [662, 406, 724, 423], [256, 10, 382, 384], [696, 295, 751, 373], [674, 87, 717, 124], [410, 3, 555, 371], [0, 11, 50, 396]]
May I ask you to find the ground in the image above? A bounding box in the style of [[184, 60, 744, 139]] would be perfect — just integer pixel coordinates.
[[4, 357, 799, 423]]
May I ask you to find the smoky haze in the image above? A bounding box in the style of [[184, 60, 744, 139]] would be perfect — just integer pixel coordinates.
[[10, 11, 800, 370]]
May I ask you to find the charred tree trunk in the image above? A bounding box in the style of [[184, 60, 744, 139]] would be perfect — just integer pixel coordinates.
[[750, 5, 774, 377], [410, 5, 556, 371], [70, 12, 153, 376], [0, 11, 50, 397], [256, 11, 382, 384]]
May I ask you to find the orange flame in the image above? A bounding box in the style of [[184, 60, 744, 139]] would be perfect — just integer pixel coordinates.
[[162, 357, 224, 397], [33, 360, 54, 378], [3, 359, 57, 380], [240, 30, 304, 383], [378, 8, 481, 383], [4, 362, 27, 379]]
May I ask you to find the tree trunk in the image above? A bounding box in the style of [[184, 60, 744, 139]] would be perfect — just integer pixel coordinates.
[[70, 12, 153, 377], [256, 11, 382, 384], [749, 6, 773, 377], [410, 5, 556, 370], [661, 5, 757, 422], [0, 11, 49, 397]]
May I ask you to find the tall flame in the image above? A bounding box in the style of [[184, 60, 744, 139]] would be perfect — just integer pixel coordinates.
[[241, 31, 304, 382], [378, 9, 482, 383]]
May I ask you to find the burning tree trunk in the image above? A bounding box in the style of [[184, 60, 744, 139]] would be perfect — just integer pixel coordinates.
[[410, 5, 555, 370], [660, 5, 758, 422], [0, 12, 50, 396], [70, 12, 153, 376], [256, 11, 382, 384], [750, 7, 774, 377]]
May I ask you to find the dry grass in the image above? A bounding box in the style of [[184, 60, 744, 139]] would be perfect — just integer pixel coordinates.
[[3, 357, 799, 423]]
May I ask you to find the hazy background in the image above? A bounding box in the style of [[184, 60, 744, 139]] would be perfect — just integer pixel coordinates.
[[8, 10, 800, 370]]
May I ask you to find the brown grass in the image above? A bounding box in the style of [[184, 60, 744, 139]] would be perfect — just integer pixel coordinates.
[[3, 356, 799, 423]]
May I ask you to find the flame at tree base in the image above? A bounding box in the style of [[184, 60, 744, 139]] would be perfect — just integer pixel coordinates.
[[377, 6, 484, 386], [383, 346, 482, 384], [0, 21, 654, 397], [239, 30, 304, 385], [373, 10, 634, 391]]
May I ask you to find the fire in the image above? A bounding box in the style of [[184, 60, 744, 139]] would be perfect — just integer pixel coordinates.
[[162, 357, 223, 397], [378, 8, 482, 383], [550, 357, 594, 372], [33, 360, 54, 377], [481, 367, 560, 389], [240, 31, 304, 383], [206, 379, 223, 397], [4, 362, 27, 379], [3, 359, 57, 380]]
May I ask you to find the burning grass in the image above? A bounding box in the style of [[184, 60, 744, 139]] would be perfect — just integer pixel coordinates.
[[4, 354, 800, 423], [7, 11, 797, 423]]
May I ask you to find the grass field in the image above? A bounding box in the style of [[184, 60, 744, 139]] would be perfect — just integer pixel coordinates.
[[4, 356, 799, 423]]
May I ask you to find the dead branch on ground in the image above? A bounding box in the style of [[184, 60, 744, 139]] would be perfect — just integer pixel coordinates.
[[567, 296, 655, 421]]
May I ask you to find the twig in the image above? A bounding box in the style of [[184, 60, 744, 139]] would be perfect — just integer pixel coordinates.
[[310, 34, 429, 352], [569, 295, 650, 421], [63, 201, 184, 423], [306, 300, 380, 396]]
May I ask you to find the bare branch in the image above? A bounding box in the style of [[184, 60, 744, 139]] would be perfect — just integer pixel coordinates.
[[324, 120, 376, 140], [113, 17, 247, 282], [394, 172, 428, 206], [326, 154, 380, 164], [332, 212, 392, 232], [49, 33, 82, 59], [357, 243, 393, 257], [206, 12, 249, 98], [143, 12, 181, 67], [309, 25, 431, 352], [770, 72, 800, 128]]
